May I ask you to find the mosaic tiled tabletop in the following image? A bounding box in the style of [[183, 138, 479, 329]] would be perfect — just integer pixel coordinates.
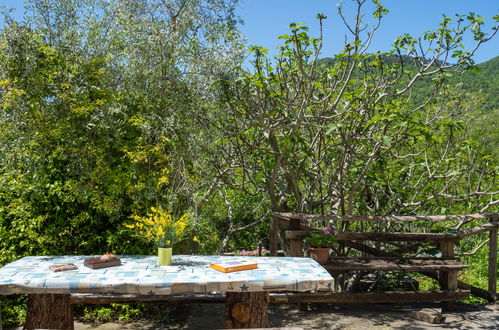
[[0, 255, 333, 295]]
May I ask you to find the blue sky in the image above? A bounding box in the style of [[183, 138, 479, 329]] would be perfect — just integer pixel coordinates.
[[236, 0, 499, 63], [1, 0, 498, 63]]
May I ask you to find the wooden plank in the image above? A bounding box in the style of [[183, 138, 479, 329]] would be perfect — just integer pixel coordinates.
[[324, 257, 467, 272], [25, 294, 74, 330], [330, 256, 460, 261], [270, 216, 279, 256], [284, 230, 312, 240], [488, 229, 498, 297], [71, 290, 471, 305], [336, 231, 457, 242], [273, 212, 499, 222], [456, 222, 499, 238], [71, 293, 226, 304], [269, 290, 470, 304], [225, 292, 269, 329], [280, 217, 495, 243]]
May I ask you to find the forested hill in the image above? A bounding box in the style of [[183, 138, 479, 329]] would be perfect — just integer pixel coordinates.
[[456, 55, 499, 111], [318, 54, 498, 111], [455, 55, 499, 160], [317, 53, 498, 159]]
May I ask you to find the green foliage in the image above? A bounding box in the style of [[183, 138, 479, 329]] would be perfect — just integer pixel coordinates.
[[218, 11, 497, 218], [0, 26, 156, 265], [0, 0, 244, 325], [305, 227, 337, 248], [0, 0, 497, 326], [0, 296, 26, 327], [77, 303, 178, 323], [460, 235, 493, 304]]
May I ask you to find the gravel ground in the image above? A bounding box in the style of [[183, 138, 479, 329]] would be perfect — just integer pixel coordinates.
[[180, 302, 499, 330], [65, 302, 498, 329], [6, 302, 498, 329]]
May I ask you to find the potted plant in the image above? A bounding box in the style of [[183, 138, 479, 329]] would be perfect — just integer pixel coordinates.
[[305, 226, 337, 265], [126, 207, 190, 266]]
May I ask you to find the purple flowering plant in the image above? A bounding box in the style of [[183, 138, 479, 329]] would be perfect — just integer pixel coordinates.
[[306, 226, 338, 248], [238, 247, 269, 256]]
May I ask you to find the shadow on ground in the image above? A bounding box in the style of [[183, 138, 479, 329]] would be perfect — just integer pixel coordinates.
[[182, 302, 498, 330], [5, 302, 498, 329]]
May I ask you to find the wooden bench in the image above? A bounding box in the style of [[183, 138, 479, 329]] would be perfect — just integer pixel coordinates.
[[271, 213, 499, 309], [287, 230, 468, 308], [323, 256, 470, 305], [323, 256, 467, 272]]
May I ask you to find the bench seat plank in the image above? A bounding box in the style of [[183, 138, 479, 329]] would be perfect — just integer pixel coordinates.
[[71, 290, 471, 305], [284, 230, 458, 242], [336, 232, 457, 242], [324, 257, 468, 272], [274, 290, 470, 303]]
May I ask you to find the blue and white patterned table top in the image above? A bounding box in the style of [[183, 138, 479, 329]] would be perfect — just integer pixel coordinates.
[[0, 255, 333, 295]]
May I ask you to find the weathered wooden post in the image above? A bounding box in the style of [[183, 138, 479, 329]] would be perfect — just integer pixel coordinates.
[[24, 294, 74, 330], [288, 217, 303, 257], [439, 240, 458, 311], [488, 228, 497, 300], [224, 292, 270, 329], [270, 214, 279, 256], [287, 216, 309, 311]]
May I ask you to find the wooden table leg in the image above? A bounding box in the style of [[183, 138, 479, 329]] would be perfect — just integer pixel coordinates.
[[224, 292, 269, 329], [24, 294, 74, 330]]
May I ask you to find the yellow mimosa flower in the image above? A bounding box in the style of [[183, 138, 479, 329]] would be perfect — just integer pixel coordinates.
[[127, 207, 190, 248]]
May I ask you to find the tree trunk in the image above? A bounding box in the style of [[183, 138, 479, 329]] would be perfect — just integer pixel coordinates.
[[24, 294, 73, 330], [224, 292, 269, 329]]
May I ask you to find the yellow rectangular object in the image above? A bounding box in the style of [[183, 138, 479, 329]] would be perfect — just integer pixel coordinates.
[[210, 260, 258, 273]]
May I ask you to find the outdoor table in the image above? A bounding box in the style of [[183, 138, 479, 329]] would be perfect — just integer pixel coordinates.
[[0, 255, 333, 329]]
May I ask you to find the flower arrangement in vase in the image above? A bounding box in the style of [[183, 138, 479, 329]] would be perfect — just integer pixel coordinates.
[[305, 226, 337, 265], [126, 207, 190, 266]]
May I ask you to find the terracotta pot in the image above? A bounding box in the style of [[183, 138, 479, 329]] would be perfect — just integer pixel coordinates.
[[309, 247, 330, 265], [158, 247, 172, 266]]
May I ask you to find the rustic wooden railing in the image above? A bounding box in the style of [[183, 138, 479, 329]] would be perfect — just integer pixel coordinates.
[[270, 212, 498, 304]]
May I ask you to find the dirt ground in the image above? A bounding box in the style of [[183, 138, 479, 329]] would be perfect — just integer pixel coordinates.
[[6, 302, 498, 329], [66, 302, 497, 330]]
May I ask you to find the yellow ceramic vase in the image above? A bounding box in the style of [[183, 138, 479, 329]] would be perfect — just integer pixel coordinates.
[[158, 247, 172, 266]]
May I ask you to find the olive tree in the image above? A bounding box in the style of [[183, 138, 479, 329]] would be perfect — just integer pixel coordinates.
[[17, 0, 244, 215]]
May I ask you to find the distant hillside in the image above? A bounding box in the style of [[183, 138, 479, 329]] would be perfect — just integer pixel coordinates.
[[317, 54, 498, 110], [454, 55, 499, 111], [318, 55, 499, 111], [455, 56, 499, 159], [317, 53, 498, 158]]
